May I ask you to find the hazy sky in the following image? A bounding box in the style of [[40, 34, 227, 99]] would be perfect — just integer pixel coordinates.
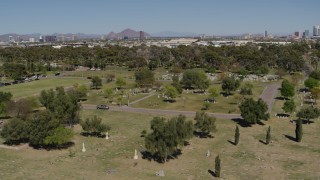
[[0, 0, 319, 35]]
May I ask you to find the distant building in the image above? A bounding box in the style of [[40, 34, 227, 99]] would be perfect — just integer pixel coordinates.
[[43, 36, 57, 42], [9, 36, 14, 42], [264, 30, 268, 38], [29, 38, 35, 42], [314, 25, 320, 36], [294, 31, 300, 38], [71, 34, 77, 41], [139, 31, 145, 40], [303, 30, 309, 38], [58, 35, 65, 42]]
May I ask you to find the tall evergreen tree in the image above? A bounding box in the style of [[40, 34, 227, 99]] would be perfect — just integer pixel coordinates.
[[266, 126, 271, 145], [295, 118, 303, 142], [234, 126, 240, 145], [215, 155, 221, 178]]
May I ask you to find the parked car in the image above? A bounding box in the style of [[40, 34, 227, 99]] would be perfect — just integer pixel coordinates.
[[96, 105, 109, 110]]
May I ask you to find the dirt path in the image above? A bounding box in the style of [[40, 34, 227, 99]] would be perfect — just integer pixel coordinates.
[[260, 82, 281, 112], [129, 93, 155, 105]]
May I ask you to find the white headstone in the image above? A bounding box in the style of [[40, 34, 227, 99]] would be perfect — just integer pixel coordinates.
[[156, 170, 165, 177], [106, 131, 109, 140], [206, 150, 210, 157], [82, 143, 86, 152], [134, 149, 138, 160]]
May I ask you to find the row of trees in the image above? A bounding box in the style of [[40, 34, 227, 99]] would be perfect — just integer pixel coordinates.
[[1, 42, 316, 80]]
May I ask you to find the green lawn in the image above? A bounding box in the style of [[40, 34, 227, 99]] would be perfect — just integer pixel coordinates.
[[0, 110, 319, 179], [0, 78, 89, 99], [132, 81, 267, 113]]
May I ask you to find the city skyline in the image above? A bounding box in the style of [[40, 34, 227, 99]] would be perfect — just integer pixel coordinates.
[[0, 0, 319, 35]]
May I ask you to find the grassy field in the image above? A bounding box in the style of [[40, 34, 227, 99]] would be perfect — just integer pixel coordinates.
[[132, 82, 267, 113], [0, 78, 89, 99], [0, 110, 319, 179]]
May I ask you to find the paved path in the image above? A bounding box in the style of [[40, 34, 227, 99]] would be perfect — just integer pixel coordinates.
[[82, 104, 241, 119], [0, 144, 28, 150], [260, 82, 281, 112], [129, 93, 155, 105]]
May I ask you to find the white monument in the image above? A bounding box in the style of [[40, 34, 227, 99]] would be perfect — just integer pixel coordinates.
[[105, 131, 109, 140], [82, 143, 86, 152], [134, 149, 138, 160]]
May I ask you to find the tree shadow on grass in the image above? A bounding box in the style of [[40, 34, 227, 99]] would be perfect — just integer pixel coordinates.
[[231, 118, 252, 127], [193, 131, 214, 138], [227, 140, 236, 145], [31, 141, 75, 151], [259, 140, 267, 145], [80, 132, 106, 138], [141, 149, 182, 163], [208, 169, 216, 177], [284, 134, 296, 142], [0, 116, 11, 120]]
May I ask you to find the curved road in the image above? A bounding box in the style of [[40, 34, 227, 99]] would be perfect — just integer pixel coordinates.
[[82, 82, 280, 120]]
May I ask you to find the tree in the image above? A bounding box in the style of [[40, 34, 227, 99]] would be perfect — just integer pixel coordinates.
[[282, 99, 296, 114], [106, 73, 115, 83], [171, 75, 183, 94], [104, 88, 113, 102], [295, 118, 303, 142], [135, 68, 155, 88], [304, 77, 319, 90], [27, 111, 60, 147], [72, 84, 88, 101], [208, 86, 219, 100], [0, 118, 28, 144], [91, 76, 102, 89], [266, 126, 271, 145], [234, 126, 240, 145], [163, 85, 178, 102], [6, 98, 35, 120], [0, 92, 12, 116], [240, 82, 253, 95], [203, 101, 211, 110], [116, 76, 126, 89], [310, 87, 320, 103], [239, 98, 269, 124], [39, 89, 55, 112], [280, 80, 295, 99], [2, 63, 27, 80], [221, 76, 240, 96], [144, 115, 193, 163], [180, 69, 209, 91], [44, 126, 73, 147], [215, 155, 221, 178], [297, 107, 320, 124], [80, 115, 110, 136], [194, 111, 217, 137]]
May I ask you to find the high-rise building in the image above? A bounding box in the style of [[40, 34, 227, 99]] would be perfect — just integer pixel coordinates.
[[71, 34, 77, 41], [294, 31, 300, 38], [313, 25, 320, 36], [139, 31, 145, 40], [264, 30, 268, 38], [303, 30, 309, 38], [29, 38, 35, 42]]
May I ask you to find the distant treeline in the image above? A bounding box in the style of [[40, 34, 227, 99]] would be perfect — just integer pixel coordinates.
[[0, 41, 319, 75]]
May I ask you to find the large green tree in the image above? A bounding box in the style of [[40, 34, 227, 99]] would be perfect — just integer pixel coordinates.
[[135, 68, 155, 88], [304, 77, 319, 89], [180, 69, 209, 91], [282, 99, 296, 114], [280, 80, 295, 99], [163, 85, 178, 101], [116, 76, 126, 89], [239, 98, 269, 124], [44, 126, 73, 147], [0, 118, 28, 144], [194, 111, 217, 137], [80, 115, 110, 137], [27, 111, 60, 147], [297, 107, 320, 124], [91, 76, 102, 89], [144, 115, 193, 163], [221, 76, 240, 96]]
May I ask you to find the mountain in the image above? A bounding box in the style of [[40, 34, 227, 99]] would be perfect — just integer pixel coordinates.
[[151, 31, 199, 37], [106, 28, 150, 39]]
